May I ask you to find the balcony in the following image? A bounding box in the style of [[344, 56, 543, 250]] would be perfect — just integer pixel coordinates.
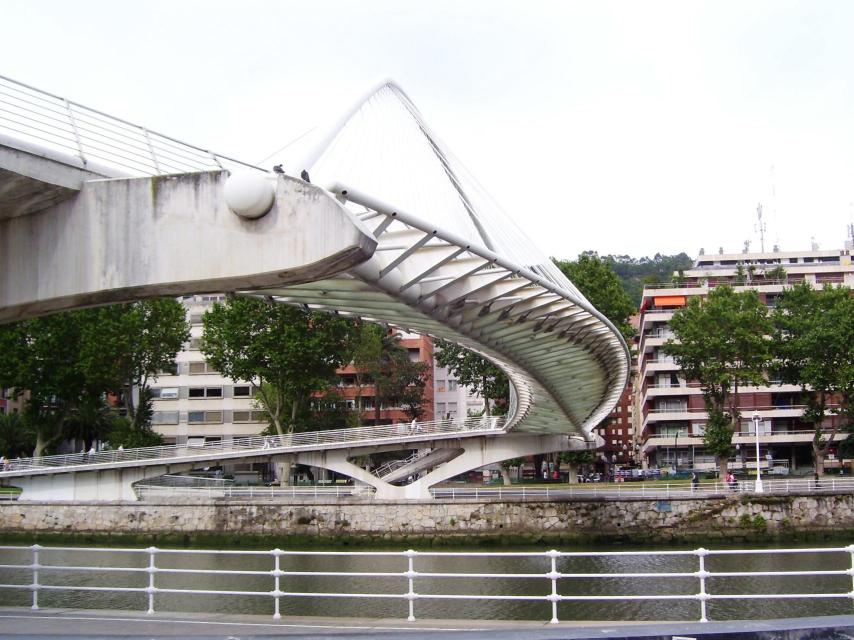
[[641, 428, 844, 456], [641, 358, 679, 375], [643, 384, 702, 399], [638, 311, 675, 336]]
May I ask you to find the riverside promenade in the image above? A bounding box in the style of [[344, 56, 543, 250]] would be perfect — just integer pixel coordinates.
[[2, 608, 854, 639]]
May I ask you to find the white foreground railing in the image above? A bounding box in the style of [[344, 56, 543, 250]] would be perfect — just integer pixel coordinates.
[[0, 544, 853, 624], [0, 416, 504, 477]]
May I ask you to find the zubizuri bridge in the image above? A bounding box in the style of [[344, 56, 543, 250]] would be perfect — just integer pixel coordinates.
[[0, 74, 629, 501]]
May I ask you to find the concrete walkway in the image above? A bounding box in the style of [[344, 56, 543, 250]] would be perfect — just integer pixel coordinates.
[[1, 608, 854, 639]]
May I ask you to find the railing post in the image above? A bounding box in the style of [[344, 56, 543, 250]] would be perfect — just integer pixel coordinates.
[[847, 544, 854, 609], [547, 549, 560, 624], [272, 548, 283, 619], [405, 549, 417, 622], [63, 99, 87, 165], [30, 544, 40, 610], [696, 548, 709, 622], [142, 126, 161, 173], [146, 546, 158, 614]]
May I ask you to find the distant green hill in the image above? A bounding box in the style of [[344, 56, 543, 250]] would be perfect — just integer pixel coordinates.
[[607, 253, 694, 306], [555, 252, 694, 307]]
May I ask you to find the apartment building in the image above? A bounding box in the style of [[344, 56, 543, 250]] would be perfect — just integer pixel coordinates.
[[149, 295, 262, 446], [594, 379, 636, 468], [636, 246, 854, 475], [433, 365, 485, 420], [334, 332, 435, 424], [149, 297, 436, 446]]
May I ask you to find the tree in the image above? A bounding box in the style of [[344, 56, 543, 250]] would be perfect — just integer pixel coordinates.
[[105, 414, 164, 449], [79, 299, 189, 432], [582, 252, 693, 306], [201, 297, 358, 436], [664, 285, 771, 478], [0, 412, 35, 459], [0, 311, 94, 456], [553, 252, 637, 341], [434, 341, 509, 416], [773, 283, 854, 475], [350, 323, 429, 423], [560, 449, 597, 484]]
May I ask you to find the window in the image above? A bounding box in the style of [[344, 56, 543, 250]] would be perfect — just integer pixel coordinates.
[[188, 411, 223, 424], [436, 380, 446, 392], [189, 337, 202, 350], [188, 361, 218, 375], [233, 386, 252, 398], [189, 313, 204, 324], [150, 387, 179, 400], [233, 410, 266, 423], [448, 380, 458, 391], [655, 399, 687, 412], [447, 401, 458, 417], [436, 402, 446, 415], [158, 362, 178, 376], [188, 387, 222, 399], [151, 411, 179, 425]]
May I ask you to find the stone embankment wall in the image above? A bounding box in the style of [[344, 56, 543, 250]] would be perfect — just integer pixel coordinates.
[[6, 495, 854, 543], [1, 494, 852, 544]]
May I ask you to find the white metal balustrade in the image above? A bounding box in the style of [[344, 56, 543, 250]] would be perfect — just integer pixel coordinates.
[[135, 484, 366, 501], [0, 544, 852, 624], [431, 478, 854, 500], [122, 477, 854, 502], [0, 416, 504, 479], [0, 74, 264, 177]]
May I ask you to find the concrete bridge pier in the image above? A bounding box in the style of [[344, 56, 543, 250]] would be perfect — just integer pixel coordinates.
[[13, 463, 195, 502], [295, 433, 600, 500]]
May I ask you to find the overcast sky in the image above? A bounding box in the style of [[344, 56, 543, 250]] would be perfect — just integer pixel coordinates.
[[4, 0, 854, 259]]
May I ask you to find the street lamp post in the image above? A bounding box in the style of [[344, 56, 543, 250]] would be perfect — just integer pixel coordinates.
[[674, 429, 679, 475], [752, 411, 764, 493]]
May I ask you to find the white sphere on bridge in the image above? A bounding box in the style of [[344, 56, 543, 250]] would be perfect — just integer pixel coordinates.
[[224, 171, 275, 219]]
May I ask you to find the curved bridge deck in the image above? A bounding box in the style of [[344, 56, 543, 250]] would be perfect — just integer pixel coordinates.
[[0, 416, 503, 480]]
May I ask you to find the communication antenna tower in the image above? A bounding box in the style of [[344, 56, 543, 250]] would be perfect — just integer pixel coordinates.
[[755, 203, 766, 253]]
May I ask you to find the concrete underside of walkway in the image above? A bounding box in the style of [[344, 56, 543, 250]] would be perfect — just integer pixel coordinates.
[[1, 608, 853, 640]]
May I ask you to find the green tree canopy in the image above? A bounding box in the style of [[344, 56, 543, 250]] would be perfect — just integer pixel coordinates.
[[349, 323, 429, 423], [664, 285, 771, 477], [79, 299, 189, 430], [201, 297, 358, 436], [773, 283, 854, 473], [553, 252, 637, 341], [0, 311, 95, 456], [0, 301, 190, 456], [434, 341, 509, 416]]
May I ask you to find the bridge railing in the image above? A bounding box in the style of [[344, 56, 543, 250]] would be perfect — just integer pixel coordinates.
[[124, 477, 854, 502], [432, 477, 854, 500], [0, 415, 504, 476], [135, 484, 366, 501], [0, 544, 852, 624], [0, 74, 264, 177]]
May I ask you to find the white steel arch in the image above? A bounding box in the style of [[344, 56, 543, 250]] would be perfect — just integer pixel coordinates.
[[256, 79, 630, 437]]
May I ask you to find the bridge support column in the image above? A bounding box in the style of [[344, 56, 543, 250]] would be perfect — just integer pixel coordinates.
[[295, 434, 599, 500], [13, 464, 193, 501], [293, 450, 408, 499]]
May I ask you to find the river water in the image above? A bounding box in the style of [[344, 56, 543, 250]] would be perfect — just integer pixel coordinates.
[[0, 543, 851, 623]]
